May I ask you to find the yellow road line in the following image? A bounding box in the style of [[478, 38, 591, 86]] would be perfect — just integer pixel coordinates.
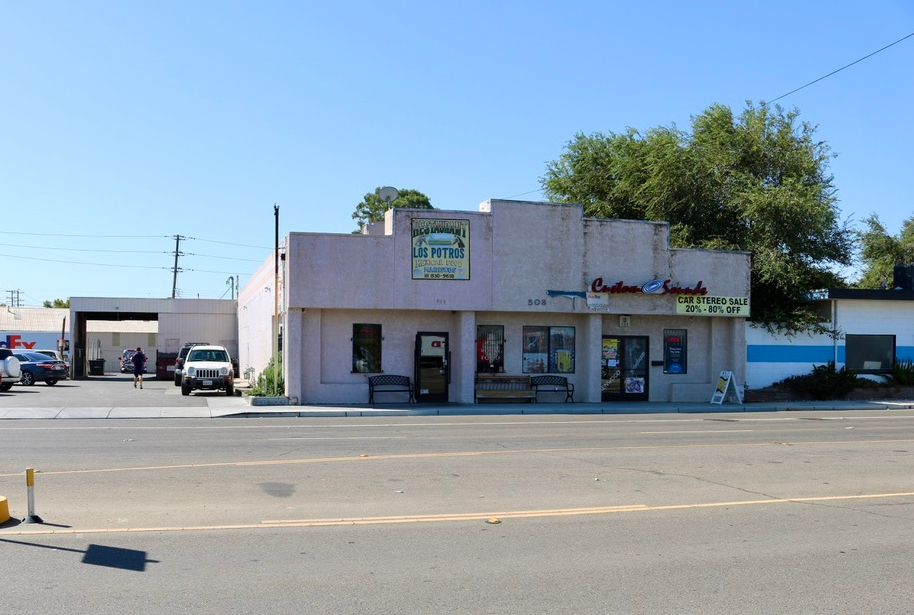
[[4, 492, 914, 536], [5, 438, 914, 478]]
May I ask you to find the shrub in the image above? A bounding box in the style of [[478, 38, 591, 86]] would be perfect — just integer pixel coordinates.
[[781, 361, 859, 400], [249, 356, 284, 397], [885, 358, 914, 387]]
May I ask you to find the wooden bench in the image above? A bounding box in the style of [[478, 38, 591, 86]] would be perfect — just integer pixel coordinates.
[[531, 375, 575, 402], [475, 374, 535, 403], [368, 374, 415, 403]]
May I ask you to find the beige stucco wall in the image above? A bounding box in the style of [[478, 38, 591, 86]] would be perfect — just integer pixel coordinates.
[[253, 199, 751, 404], [238, 256, 280, 383]]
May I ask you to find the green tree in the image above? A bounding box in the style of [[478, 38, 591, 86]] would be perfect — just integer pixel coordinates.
[[542, 102, 853, 333], [855, 215, 914, 289], [43, 298, 70, 308], [352, 187, 434, 231]]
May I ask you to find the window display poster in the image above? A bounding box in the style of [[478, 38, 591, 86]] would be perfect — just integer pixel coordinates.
[[549, 326, 575, 373], [664, 330, 686, 374], [522, 326, 548, 373], [411, 218, 470, 280], [602, 338, 619, 369]]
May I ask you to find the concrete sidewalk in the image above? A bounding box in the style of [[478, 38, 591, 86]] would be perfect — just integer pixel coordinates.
[[2, 396, 914, 419]]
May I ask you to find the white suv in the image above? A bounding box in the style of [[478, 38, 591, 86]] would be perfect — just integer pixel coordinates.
[[0, 348, 21, 392], [180, 345, 235, 396]]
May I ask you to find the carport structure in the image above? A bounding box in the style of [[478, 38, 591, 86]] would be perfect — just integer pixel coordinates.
[[69, 297, 238, 379]]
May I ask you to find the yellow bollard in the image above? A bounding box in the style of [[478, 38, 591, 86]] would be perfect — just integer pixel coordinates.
[[0, 495, 9, 524]]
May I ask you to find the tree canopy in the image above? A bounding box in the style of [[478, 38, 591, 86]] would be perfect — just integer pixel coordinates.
[[352, 187, 434, 231], [541, 102, 854, 332], [856, 214, 914, 288], [43, 298, 70, 308]]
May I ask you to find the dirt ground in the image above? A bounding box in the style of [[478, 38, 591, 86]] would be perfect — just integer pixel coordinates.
[[746, 383, 914, 403]]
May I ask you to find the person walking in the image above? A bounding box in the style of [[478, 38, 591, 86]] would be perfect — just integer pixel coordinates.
[[132, 347, 146, 389]]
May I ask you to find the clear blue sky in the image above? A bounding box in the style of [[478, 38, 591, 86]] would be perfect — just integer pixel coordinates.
[[2, 1, 912, 304]]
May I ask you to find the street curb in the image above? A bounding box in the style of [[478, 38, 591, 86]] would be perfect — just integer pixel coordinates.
[[213, 399, 914, 419]]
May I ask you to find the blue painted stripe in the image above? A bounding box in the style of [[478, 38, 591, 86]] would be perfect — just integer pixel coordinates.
[[750, 345, 914, 364], [747, 345, 836, 363]]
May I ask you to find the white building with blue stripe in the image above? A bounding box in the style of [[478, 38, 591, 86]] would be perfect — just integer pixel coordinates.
[[747, 272, 914, 389]]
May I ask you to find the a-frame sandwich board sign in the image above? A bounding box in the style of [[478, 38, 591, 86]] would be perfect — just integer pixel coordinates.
[[711, 370, 744, 405]]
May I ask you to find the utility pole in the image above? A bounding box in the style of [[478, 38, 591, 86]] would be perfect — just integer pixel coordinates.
[[171, 235, 184, 299], [6, 289, 21, 307], [273, 205, 280, 396]]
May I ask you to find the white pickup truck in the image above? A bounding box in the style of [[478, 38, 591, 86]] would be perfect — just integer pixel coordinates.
[[0, 347, 22, 391]]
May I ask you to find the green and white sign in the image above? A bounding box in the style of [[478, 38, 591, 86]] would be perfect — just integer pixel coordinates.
[[676, 295, 749, 317], [411, 219, 470, 280]]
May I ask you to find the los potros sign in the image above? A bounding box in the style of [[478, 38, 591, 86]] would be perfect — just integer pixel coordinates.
[[589, 277, 749, 317]]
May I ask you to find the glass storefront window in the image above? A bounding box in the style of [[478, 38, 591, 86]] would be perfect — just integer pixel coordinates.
[[523, 326, 575, 374], [352, 324, 382, 373], [663, 329, 687, 374], [845, 334, 894, 372], [476, 325, 504, 373], [549, 326, 575, 373]]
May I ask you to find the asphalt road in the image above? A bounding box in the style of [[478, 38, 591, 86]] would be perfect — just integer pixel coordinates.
[[2, 411, 914, 614]]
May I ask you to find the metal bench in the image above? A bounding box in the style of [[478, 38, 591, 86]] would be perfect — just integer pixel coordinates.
[[368, 374, 415, 403], [475, 374, 535, 403], [530, 375, 575, 402]]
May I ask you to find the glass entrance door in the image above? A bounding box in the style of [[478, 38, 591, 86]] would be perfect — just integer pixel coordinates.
[[601, 336, 649, 401], [415, 332, 449, 403]]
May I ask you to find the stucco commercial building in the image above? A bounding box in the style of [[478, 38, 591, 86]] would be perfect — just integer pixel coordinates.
[[241, 200, 751, 404]]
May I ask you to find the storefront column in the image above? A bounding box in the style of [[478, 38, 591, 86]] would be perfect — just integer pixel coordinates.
[[455, 311, 476, 403], [284, 308, 303, 402], [710, 316, 746, 387], [585, 313, 603, 403]]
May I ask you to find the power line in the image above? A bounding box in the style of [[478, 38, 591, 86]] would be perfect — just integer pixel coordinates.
[[769, 30, 914, 103], [502, 188, 545, 199], [0, 242, 166, 255], [0, 231, 167, 239], [0, 242, 262, 262], [0, 230, 271, 250], [187, 236, 272, 250], [0, 252, 176, 270], [185, 253, 263, 263], [185, 267, 253, 275]]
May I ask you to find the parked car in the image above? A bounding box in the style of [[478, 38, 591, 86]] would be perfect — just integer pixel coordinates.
[[0, 348, 21, 392], [120, 349, 147, 373], [34, 349, 67, 362], [174, 342, 209, 386], [13, 351, 69, 386], [180, 345, 234, 396], [32, 349, 70, 378]]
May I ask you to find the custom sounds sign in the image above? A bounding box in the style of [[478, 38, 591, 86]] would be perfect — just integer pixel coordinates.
[[411, 219, 470, 280], [590, 277, 708, 295]]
